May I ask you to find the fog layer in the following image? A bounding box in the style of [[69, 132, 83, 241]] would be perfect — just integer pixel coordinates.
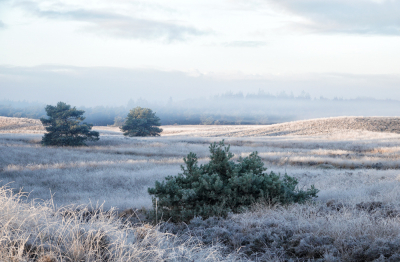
[[1, 65, 400, 107], [1, 91, 399, 126]]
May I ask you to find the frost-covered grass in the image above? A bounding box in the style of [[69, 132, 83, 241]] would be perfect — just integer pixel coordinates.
[[1, 123, 400, 210], [2, 116, 400, 260], [0, 116, 44, 133], [166, 199, 400, 261], [0, 186, 236, 262]]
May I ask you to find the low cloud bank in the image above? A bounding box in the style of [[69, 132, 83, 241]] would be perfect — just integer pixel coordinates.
[[1, 65, 400, 108], [1, 92, 400, 126]]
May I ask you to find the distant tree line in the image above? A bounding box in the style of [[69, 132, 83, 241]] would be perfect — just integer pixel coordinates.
[[2, 93, 400, 126], [0, 102, 46, 119]]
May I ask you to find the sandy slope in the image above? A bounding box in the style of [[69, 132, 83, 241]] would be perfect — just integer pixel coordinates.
[[0, 116, 44, 133], [160, 116, 400, 137], [1, 116, 400, 137], [228, 116, 400, 137]]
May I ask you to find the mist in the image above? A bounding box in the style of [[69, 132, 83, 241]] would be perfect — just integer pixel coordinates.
[[1, 65, 400, 108], [1, 90, 400, 126]]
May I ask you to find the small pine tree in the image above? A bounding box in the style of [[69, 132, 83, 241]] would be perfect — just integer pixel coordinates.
[[121, 107, 162, 137], [148, 140, 319, 222], [40, 102, 99, 146]]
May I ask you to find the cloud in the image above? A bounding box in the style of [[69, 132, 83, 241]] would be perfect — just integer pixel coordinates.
[[267, 0, 400, 35], [15, 1, 208, 41], [0, 20, 5, 29], [223, 41, 267, 47]]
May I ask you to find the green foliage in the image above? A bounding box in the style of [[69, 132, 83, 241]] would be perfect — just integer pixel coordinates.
[[121, 107, 162, 137], [148, 140, 319, 222], [40, 102, 99, 146]]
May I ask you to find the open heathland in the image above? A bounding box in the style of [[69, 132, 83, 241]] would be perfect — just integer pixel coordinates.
[[1, 116, 400, 261]]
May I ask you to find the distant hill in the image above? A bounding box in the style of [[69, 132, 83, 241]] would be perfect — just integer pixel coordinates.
[[2, 116, 400, 137], [233, 116, 400, 137], [134, 116, 400, 137], [0, 116, 44, 133]]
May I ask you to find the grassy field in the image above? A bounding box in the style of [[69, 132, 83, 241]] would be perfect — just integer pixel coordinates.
[[2, 116, 400, 261]]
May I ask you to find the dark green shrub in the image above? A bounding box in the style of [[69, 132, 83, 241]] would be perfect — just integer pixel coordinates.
[[121, 107, 162, 137], [40, 102, 99, 146], [148, 140, 318, 222]]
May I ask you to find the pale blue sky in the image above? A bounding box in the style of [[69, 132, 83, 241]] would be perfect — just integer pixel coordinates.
[[1, 0, 400, 105]]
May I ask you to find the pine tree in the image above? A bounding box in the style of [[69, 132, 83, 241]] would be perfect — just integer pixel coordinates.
[[40, 102, 99, 146], [148, 140, 319, 222], [121, 107, 163, 137]]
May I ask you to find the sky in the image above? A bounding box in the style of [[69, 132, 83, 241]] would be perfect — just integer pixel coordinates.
[[1, 0, 400, 106]]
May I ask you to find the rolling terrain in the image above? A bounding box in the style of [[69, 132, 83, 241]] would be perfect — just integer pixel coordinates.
[[1, 116, 400, 261], [3, 115, 400, 136]]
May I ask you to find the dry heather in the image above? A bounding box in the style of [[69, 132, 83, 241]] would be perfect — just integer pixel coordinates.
[[2, 116, 400, 260], [0, 116, 44, 133], [159, 116, 400, 137], [3, 115, 400, 137], [2, 115, 400, 209], [162, 199, 400, 261], [0, 185, 238, 262], [250, 116, 400, 137]]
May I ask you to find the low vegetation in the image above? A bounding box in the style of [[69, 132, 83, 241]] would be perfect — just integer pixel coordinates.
[[148, 140, 318, 222], [0, 116, 44, 133], [0, 186, 234, 262], [160, 200, 400, 261], [2, 117, 400, 260]]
